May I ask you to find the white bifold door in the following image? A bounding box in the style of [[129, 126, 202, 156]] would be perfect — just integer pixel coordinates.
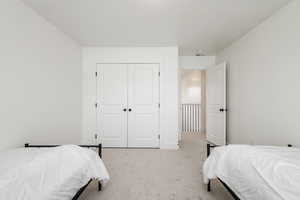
[[97, 63, 160, 148], [206, 62, 227, 146]]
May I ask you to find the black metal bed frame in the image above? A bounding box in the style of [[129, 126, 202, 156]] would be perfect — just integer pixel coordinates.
[[206, 143, 240, 200], [24, 143, 103, 200]]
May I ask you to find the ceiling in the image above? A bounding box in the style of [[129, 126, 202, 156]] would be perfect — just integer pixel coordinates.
[[22, 0, 291, 55]]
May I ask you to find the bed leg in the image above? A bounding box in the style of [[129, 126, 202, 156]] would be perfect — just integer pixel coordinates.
[[207, 180, 211, 192], [98, 143, 102, 191], [207, 143, 211, 192], [98, 181, 102, 191], [207, 143, 211, 157], [98, 144, 102, 158]]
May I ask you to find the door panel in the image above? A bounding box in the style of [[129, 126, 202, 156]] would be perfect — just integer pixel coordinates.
[[127, 64, 160, 148], [97, 64, 127, 147], [206, 62, 226, 145]]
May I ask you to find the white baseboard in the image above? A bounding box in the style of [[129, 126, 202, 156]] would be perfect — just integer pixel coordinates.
[[160, 143, 179, 150]]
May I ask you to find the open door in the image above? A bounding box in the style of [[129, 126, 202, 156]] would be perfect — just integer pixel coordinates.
[[206, 62, 227, 145]]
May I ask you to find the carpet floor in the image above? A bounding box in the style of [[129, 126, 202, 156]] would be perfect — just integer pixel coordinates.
[[79, 134, 232, 200]]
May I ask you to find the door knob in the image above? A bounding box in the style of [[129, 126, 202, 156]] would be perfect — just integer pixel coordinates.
[[123, 108, 127, 112], [219, 108, 227, 112], [128, 108, 132, 112]]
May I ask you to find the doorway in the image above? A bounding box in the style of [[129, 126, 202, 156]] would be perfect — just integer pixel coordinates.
[[179, 69, 206, 136], [179, 62, 227, 146], [96, 63, 160, 148]]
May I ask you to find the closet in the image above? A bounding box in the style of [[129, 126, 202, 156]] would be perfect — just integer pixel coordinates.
[[96, 63, 160, 148]]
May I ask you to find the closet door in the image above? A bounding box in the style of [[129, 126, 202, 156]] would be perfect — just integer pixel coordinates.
[[127, 64, 160, 148], [97, 64, 127, 147]]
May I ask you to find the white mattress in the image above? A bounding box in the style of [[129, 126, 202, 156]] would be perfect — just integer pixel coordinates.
[[0, 145, 110, 200], [203, 145, 300, 200]]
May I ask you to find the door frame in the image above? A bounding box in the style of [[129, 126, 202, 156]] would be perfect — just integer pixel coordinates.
[[95, 63, 161, 148]]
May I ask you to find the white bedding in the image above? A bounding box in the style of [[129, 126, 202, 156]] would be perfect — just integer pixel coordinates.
[[203, 145, 300, 200], [0, 145, 110, 200]]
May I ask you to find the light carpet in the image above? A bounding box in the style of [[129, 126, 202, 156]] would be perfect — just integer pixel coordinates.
[[79, 134, 232, 200]]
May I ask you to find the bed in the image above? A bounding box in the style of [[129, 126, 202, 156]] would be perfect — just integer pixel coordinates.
[[0, 143, 110, 200], [204, 143, 300, 200]]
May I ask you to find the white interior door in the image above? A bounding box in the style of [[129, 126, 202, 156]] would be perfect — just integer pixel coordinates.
[[127, 64, 160, 148], [97, 64, 127, 147], [206, 62, 227, 145]]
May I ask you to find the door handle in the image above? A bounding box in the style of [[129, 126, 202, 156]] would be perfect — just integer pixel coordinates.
[[123, 108, 127, 112], [128, 108, 132, 112], [219, 108, 227, 112]]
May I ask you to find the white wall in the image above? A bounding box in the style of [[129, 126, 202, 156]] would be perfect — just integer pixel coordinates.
[[0, 0, 82, 151], [217, 0, 300, 147], [179, 56, 215, 70], [82, 47, 179, 149]]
